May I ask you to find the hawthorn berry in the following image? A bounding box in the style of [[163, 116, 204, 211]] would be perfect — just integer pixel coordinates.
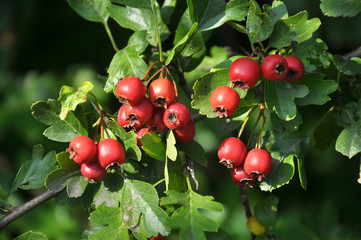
[[210, 86, 240, 118], [284, 56, 304, 82], [136, 128, 150, 146], [80, 159, 106, 182], [231, 165, 255, 188], [261, 55, 288, 81], [97, 138, 126, 169], [146, 108, 166, 132], [150, 237, 167, 240], [163, 102, 191, 129], [173, 119, 195, 143], [243, 148, 272, 181], [68, 136, 97, 164], [117, 104, 142, 130], [124, 97, 154, 127], [229, 57, 261, 89], [148, 78, 175, 108], [218, 137, 247, 168], [115, 76, 146, 105]]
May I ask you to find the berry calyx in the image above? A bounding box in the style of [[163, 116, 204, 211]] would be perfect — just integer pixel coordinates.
[[229, 57, 261, 89], [173, 119, 195, 143], [243, 148, 272, 181], [218, 137, 247, 168], [68, 136, 97, 164], [117, 104, 142, 130], [80, 160, 106, 182], [148, 78, 175, 108], [231, 165, 255, 188], [136, 128, 150, 146], [163, 102, 191, 129], [124, 97, 154, 127], [261, 55, 288, 81], [97, 138, 126, 170], [210, 86, 240, 118], [146, 108, 166, 132], [115, 76, 146, 105], [284, 56, 304, 82]]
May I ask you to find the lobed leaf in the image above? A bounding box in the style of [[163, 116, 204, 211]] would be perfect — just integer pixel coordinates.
[[141, 132, 166, 161], [335, 120, 361, 159], [333, 55, 361, 76], [67, 175, 88, 198], [320, 0, 361, 17], [66, 0, 110, 23], [179, 140, 208, 166], [263, 1, 288, 25], [246, 0, 273, 43]]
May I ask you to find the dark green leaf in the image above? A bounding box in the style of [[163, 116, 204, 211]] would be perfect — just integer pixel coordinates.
[[295, 73, 338, 106], [192, 69, 248, 118], [0, 185, 7, 201], [254, 196, 279, 230], [66, 0, 110, 23], [111, 0, 150, 9], [313, 113, 342, 151], [161, 0, 177, 25], [264, 80, 308, 121], [141, 132, 166, 161], [179, 140, 208, 166], [320, 0, 361, 17], [66, 175, 88, 198], [263, 1, 288, 25], [56, 151, 79, 171], [334, 55, 361, 76], [45, 168, 80, 192], [335, 120, 361, 159], [11, 145, 57, 192], [165, 155, 186, 192], [58, 81, 93, 120], [161, 189, 223, 240], [270, 110, 303, 133], [268, 11, 321, 49], [246, 1, 273, 43], [13, 231, 48, 240], [93, 171, 124, 207], [166, 130, 177, 161]]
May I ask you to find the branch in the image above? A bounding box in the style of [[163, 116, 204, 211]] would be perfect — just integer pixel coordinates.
[[0, 189, 62, 229], [240, 187, 256, 240]]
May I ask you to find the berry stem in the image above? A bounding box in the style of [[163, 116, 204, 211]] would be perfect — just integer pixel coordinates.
[[246, 108, 263, 150], [142, 61, 164, 80], [145, 68, 163, 87], [164, 67, 179, 99], [240, 187, 256, 240], [153, 178, 165, 188], [103, 21, 119, 52], [238, 105, 258, 139]]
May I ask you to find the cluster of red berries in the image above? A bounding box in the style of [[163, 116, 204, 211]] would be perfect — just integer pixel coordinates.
[[210, 55, 304, 118], [68, 136, 125, 182], [116, 76, 195, 144], [217, 137, 272, 188]]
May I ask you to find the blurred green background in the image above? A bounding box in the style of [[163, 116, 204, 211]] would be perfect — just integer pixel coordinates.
[[1, 0, 361, 239]]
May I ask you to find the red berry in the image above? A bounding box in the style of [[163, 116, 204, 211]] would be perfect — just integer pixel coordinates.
[[115, 76, 146, 105], [229, 57, 261, 90], [231, 165, 256, 188], [261, 55, 288, 81], [136, 128, 150, 146], [81, 159, 106, 182], [150, 237, 167, 240], [173, 120, 195, 143], [117, 104, 142, 130], [124, 97, 154, 127], [148, 78, 176, 108], [68, 136, 97, 164], [284, 56, 304, 82], [146, 108, 166, 132], [210, 86, 240, 118], [163, 102, 191, 129], [244, 148, 272, 181], [97, 138, 126, 169], [218, 137, 247, 168]]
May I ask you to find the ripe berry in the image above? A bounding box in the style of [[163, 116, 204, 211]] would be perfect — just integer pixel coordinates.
[[284, 56, 304, 82], [148, 78, 175, 108], [115, 76, 146, 105], [117, 104, 142, 130], [231, 165, 255, 188], [146, 108, 166, 132], [218, 137, 247, 168], [150, 237, 167, 240], [229, 57, 261, 89], [173, 120, 195, 143], [163, 102, 191, 129], [124, 97, 154, 127], [80, 159, 106, 182], [68, 136, 97, 164], [136, 128, 150, 146], [210, 86, 240, 118], [261, 55, 288, 81], [244, 148, 272, 181], [97, 138, 126, 169]]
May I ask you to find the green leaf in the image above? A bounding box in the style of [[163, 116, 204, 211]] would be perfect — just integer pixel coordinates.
[[141, 132, 166, 161], [179, 140, 208, 166], [45, 168, 80, 192], [165, 154, 186, 192], [334, 55, 361, 76], [166, 130, 177, 161], [264, 80, 308, 121], [56, 151, 79, 171], [108, 2, 170, 46], [187, 0, 248, 31], [58, 81, 93, 120], [88, 225, 130, 240], [320, 0, 361, 17], [263, 1, 288, 25], [0, 185, 7, 201], [11, 145, 57, 192], [111, 0, 150, 9], [335, 120, 361, 159], [127, 30, 149, 54], [89, 204, 122, 225], [66, 175, 88, 198], [161, 189, 223, 240], [13, 231, 48, 240], [66, 0, 110, 23], [268, 11, 321, 49], [161, 0, 177, 25], [93, 171, 124, 207], [31, 100, 88, 142], [270, 110, 303, 133], [192, 69, 248, 118], [246, 1, 273, 43], [254, 196, 279, 230], [104, 46, 147, 93]]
